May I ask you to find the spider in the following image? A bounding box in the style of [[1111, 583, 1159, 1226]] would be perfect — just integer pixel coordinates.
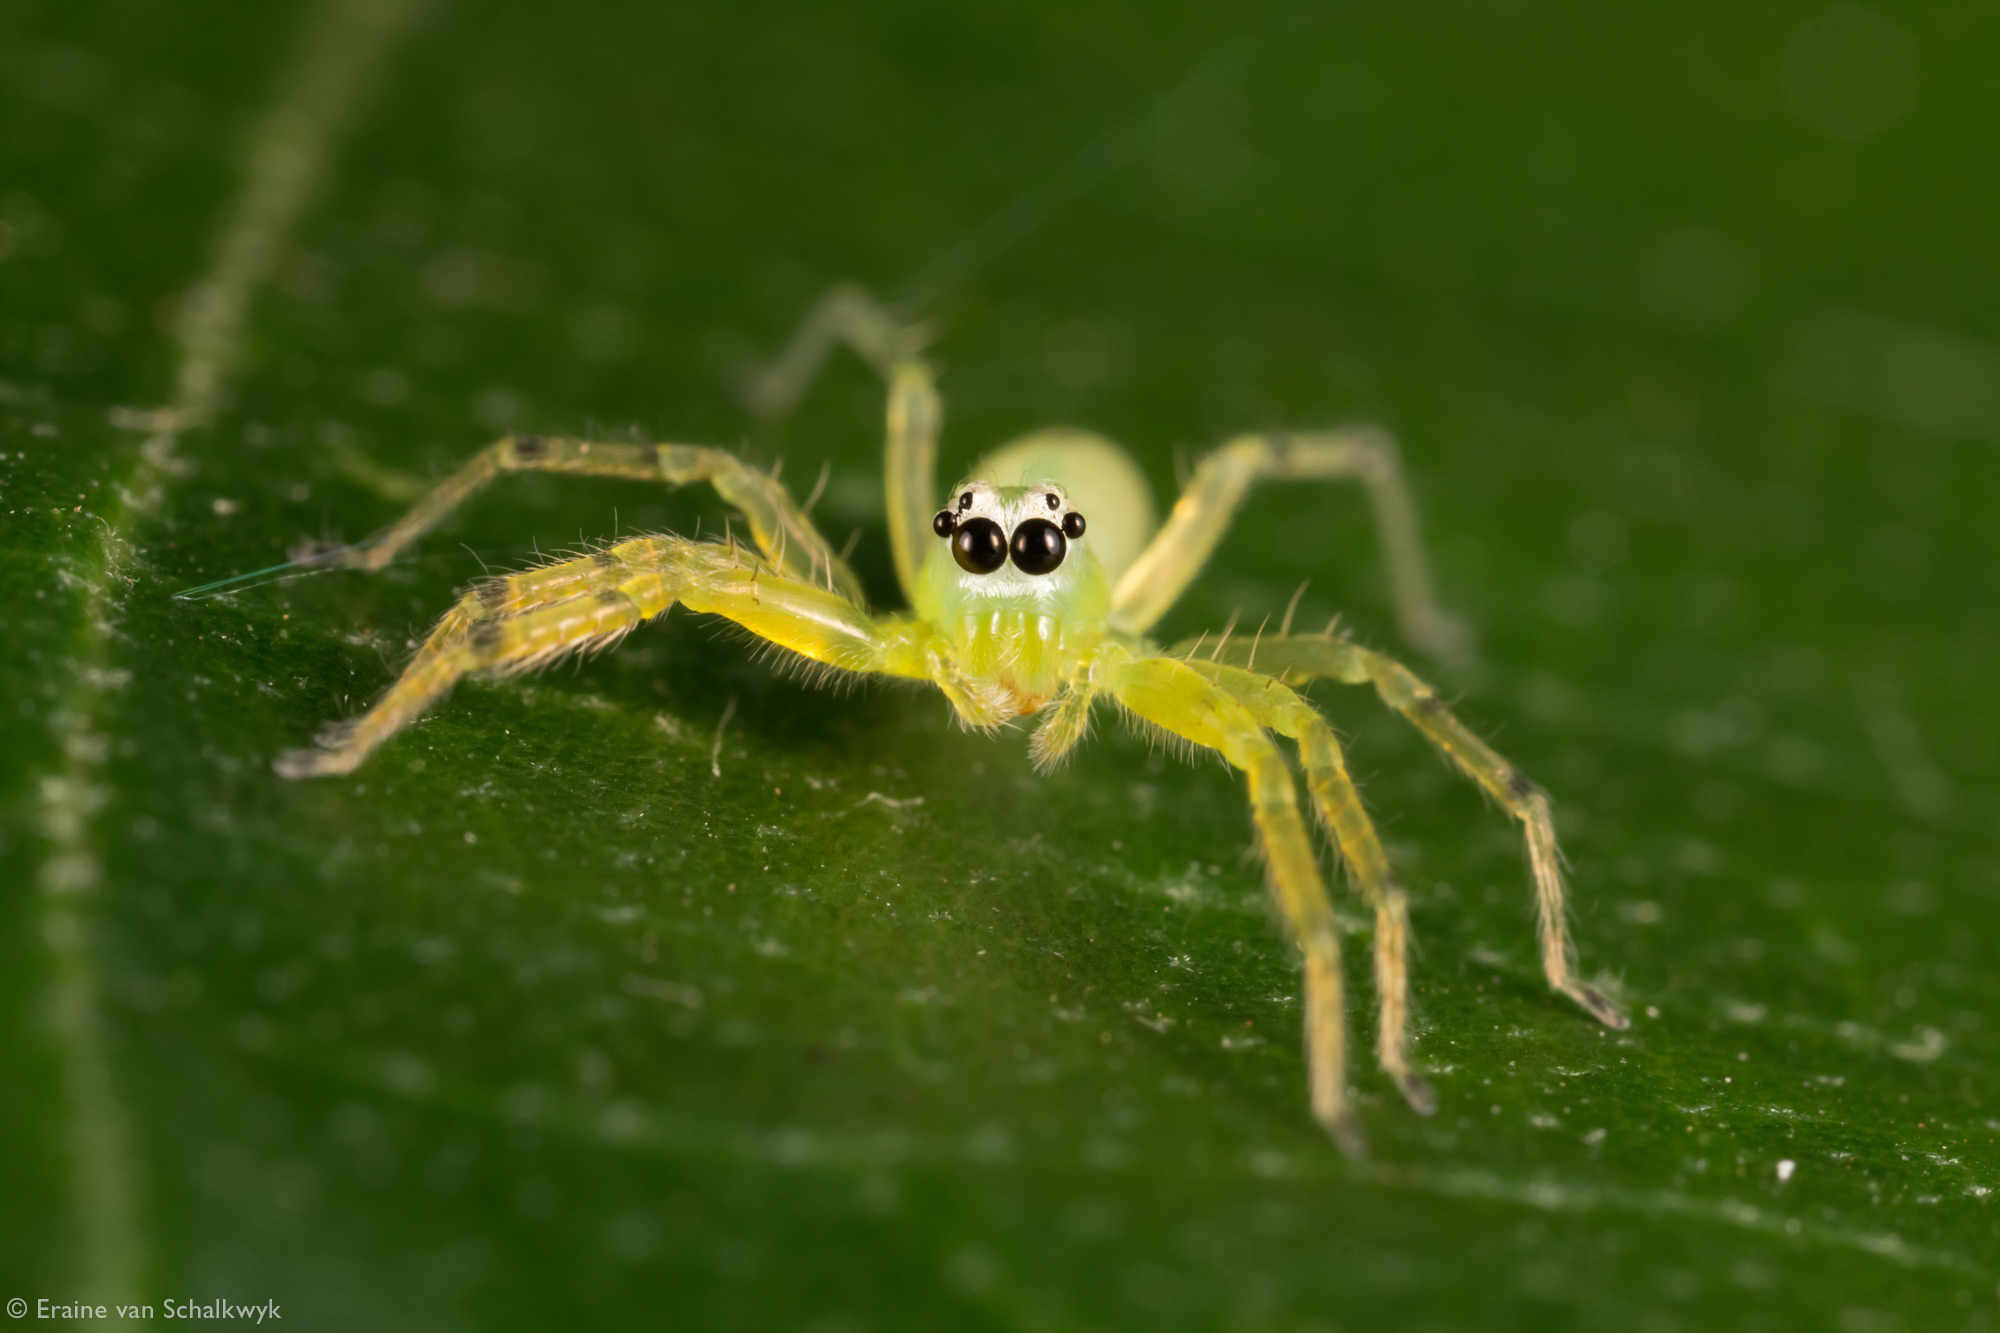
[[270, 284, 1629, 1152]]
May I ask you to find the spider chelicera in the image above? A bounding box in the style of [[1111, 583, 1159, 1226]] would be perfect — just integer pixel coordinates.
[[270, 284, 1629, 1152]]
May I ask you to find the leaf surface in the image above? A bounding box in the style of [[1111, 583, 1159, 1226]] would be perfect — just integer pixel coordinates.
[[4, 2, 1997, 1328]]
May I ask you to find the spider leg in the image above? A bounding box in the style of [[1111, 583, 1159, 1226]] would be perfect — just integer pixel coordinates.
[[1109, 429, 1467, 658], [734, 282, 914, 420], [734, 283, 941, 607], [1184, 631, 1630, 1030], [1107, 651, 1364, 1154], [312, 435, 865, 604], [275, 535, 939, 779], [1186, 660, 1435, 1113]]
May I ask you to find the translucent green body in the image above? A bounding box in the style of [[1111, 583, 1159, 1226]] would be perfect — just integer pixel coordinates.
[[914, 479, 1114, 718]]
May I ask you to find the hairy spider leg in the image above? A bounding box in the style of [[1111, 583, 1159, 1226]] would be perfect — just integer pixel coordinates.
[[309, 434, 865, 604], [274, 535, 944, 780], [1033, 645, 1432, 1119], [1104, 651, 1365, 1155], [1191, 631, 1630, 1030], [1111, 429, 1468, 659], [735, 283, 941, 608], [1186, 658, 1435, 1114]]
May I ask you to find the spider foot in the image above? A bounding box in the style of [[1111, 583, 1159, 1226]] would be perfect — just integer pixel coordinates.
[[1565, 981, 1631, 1030], [273, 744, 360, 779], [312, 717, 362, 749], [1393, 1070, 1438, 1117], [1319, 1109, 1367, 1160]]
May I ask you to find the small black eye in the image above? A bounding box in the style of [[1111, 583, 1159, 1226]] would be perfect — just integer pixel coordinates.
[[932, 509, 956, 538], [1044, 492, 1060, 510], [1010, 517, 1067, 575], [951, 517, 1008, 574], [957, 491, 974, 512], [1061, 511, 1086, 540]]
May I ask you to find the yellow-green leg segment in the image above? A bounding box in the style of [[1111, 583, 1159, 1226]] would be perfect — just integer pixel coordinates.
[[734, 283, 941, 607], [1111, 429, 1466, 658], [1186, 659, 1436, 1114], [304, 433, 865, 604], [1189, 631, 1631, 1031], [1107, 654, 1365, 1154], [734, 282, 916, 420], [276, 536, 938, 779]]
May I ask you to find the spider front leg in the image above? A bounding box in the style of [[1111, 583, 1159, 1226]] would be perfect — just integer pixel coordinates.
[[276, 536, 935, 779], [302, 433, 864, 603], [1106, 653, 1365, 1154], [1110, 428, 1467, 659], [1193, 631, 1631, 1030]]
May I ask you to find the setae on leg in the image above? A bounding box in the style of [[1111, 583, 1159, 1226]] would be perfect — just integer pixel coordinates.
[[1189, 630, 1630, 1031], [1189, 658, 1436, 1113], [733, 283, 942, 606], [1108, 654, 1365, 1154], [277, 535, 935, 780], [304, 434, 864, 602]]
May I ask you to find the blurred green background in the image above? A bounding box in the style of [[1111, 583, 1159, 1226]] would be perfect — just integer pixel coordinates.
[[3, 1, 1997, 1328]]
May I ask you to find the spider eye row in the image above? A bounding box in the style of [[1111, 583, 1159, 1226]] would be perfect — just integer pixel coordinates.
[[932, 497, 1087, 576]]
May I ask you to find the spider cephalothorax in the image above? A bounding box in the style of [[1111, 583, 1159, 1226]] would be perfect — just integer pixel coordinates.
[[265, 283, 1628, 1153], [917, 482, 1108, 721]]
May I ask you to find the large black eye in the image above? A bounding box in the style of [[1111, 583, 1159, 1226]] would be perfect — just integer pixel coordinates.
[[951, 517, 1008, 574], [1009, 518, 1067, 575]]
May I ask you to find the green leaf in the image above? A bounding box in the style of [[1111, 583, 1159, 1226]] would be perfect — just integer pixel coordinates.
[[5, 1, 1996, 1328]]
